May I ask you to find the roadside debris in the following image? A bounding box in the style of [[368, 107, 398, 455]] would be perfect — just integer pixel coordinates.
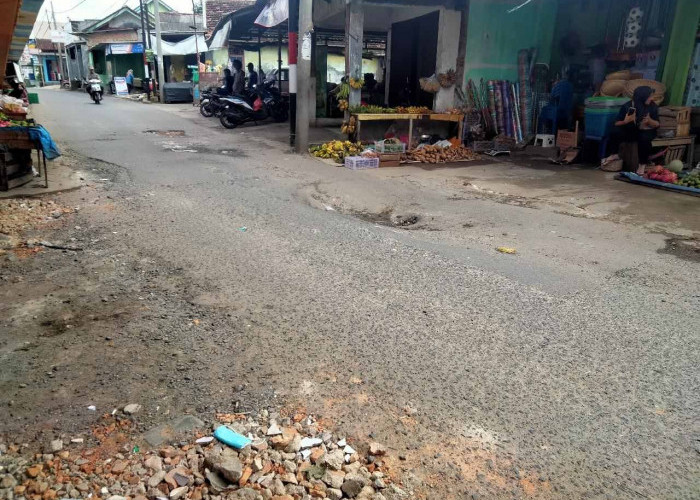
[[0, 199, 76, 254], [0, 410, 405, 500], [496, 246, 517, 254]]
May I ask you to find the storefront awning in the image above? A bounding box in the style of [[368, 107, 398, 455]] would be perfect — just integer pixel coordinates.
[[206, 0, 273, 50], [1, 0, 45, 80], [150, 35, 207, 56]]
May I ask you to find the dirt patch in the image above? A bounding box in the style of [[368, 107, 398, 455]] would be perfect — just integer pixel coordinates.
[[658, 237, 700, 262], [194, 146, 247, 158], [144, 130, 186, 136]]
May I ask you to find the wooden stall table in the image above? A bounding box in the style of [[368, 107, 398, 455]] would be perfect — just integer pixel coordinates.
[[651, 135, 695, 167], [0, 128, 48, 191], [352, 113, 464, 149]]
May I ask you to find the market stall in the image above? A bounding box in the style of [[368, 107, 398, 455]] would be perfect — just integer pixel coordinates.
[[350, 112, 464, 150], [0, 94, 60, 191]]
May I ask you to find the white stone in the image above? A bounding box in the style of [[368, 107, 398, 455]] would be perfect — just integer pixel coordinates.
[[337, 439, 347, 447], [195, 436, 214, 444], [343, 445, 356, 455], [300, 437, 322, 449], [266, 422, 282, 436], [123, 404, 142, 414]]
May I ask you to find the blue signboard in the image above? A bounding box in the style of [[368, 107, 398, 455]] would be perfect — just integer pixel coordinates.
[[108, 43, 144, 55]]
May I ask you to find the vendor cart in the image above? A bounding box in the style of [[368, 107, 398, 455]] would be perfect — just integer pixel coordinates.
[[0, 128, 49, 191]]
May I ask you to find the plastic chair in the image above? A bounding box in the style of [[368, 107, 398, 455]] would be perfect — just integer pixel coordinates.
[[537, 80, 573, 134]]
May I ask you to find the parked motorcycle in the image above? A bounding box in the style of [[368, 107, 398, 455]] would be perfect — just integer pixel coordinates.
[[199, 90, 230, 118], [218, 78, 288, 129], [85, 78, 104, 104]]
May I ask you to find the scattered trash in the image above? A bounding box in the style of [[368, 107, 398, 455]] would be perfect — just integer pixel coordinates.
[[0, 409, 406, 500], [238, 227, 247, 232], [87, 405, 96, 411], [496, 246, 517, 254], [70, 438, 84, 444], [213, 425, 252, 450], [324, 205, 335, 211]]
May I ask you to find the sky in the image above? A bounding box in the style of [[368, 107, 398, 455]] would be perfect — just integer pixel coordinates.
[[37, 0, 195, 24]]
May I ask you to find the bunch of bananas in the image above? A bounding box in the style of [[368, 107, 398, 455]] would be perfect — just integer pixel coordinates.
[[338, 99, 349, 111], [395, 106, 431, 114], [309, 140, 362, 163], [340, 116, 357, 135], [349, 77, 364, 90]]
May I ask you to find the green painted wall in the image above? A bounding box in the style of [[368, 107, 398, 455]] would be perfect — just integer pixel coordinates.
[[549, 0, 634, 77], [464, 0, 558, 83], [661, 0, 700, 104]]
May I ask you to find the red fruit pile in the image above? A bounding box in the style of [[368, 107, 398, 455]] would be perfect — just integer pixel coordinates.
[[644, 165, 678, 184]]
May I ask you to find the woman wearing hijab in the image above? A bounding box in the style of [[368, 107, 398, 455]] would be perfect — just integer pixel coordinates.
[[125, 69, 134, 94], [612, 86, 660, 172]]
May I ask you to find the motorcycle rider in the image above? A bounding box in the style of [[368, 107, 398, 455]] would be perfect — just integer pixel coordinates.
[[84, 67, 104, 103]]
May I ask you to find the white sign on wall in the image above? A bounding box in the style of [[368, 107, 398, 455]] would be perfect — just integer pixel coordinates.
[[50, 30, 65, 43]]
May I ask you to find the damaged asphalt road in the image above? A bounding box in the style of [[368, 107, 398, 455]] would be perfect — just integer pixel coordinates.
[[1, 89, 699, 499]]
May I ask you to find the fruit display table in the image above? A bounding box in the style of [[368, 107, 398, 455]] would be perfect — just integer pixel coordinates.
[[352, 113, 464, 149]]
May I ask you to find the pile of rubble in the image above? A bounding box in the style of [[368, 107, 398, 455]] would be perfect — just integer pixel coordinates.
[[0, 409, 410, 500], [0, 198, 74, 252]]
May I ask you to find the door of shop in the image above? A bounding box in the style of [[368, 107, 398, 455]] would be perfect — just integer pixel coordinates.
[[388, 10, 439, 108]]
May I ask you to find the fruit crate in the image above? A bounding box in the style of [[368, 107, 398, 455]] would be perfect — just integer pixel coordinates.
[[471, 140, 494, 152], [659, 106, 690, 124], [374, 140, 406, 153], [344, 156, 379, 170]]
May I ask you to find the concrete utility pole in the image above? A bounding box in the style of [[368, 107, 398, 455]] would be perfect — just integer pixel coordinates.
[[346, 0, 363, 108], [153, 0, 166, 102], [288, 0, 299, 148], [295, 0, 312, 153], [138, 0, 151, 99]]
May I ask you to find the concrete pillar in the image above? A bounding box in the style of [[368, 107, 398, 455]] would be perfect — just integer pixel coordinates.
[[345, 0, 363, 107], [434, 8, 461, 111], [384, 27, 391, 106], [295, 0, 313, 153]]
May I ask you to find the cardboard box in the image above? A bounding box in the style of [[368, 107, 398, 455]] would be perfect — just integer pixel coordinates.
[[379, 153, 401, 167]]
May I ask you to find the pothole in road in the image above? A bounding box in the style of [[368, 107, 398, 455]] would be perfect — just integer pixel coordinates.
[[144, 129, 186, 137], [392, 213, 420, 227], [348, 208, 425, 229]]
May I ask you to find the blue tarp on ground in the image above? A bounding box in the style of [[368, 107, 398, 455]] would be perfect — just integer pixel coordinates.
[[617, 172, 700, 196]]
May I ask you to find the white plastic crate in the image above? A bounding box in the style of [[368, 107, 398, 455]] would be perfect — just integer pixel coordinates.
[[344, 156, 379, 170]]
